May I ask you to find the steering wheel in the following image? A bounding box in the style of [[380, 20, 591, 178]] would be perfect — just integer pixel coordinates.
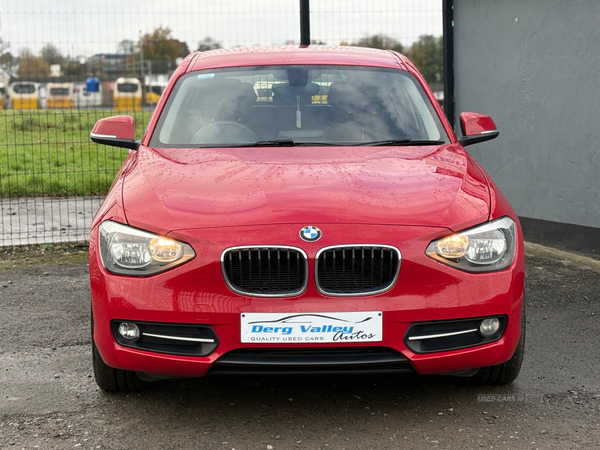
[[190, 121, 258, 145]]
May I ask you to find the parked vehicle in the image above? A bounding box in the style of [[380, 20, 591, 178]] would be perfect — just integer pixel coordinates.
[[253, 80, 331, 104], [253, 80, 277, 102], [311, 80, 332, 104], [90, 46, 524, 391], [74, 82, 103, 108], [46, 82, 75, 109], [0, 83, 6, 109], [9, 81, 40, 109], [145, 81, 168, 105], [114, 77, 141, 111]]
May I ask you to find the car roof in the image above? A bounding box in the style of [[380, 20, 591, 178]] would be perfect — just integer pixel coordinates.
[[186, 45, 411, 72]]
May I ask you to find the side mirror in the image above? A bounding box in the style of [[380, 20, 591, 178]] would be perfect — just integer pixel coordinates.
[[90, 115, 140, 150], [458, 112, 499, 147]]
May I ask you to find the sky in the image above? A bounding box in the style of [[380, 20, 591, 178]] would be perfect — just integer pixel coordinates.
[[0, 0, 443, 58]]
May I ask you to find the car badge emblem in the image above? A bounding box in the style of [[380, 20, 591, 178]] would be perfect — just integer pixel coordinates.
[[299, 226, 322, 242]]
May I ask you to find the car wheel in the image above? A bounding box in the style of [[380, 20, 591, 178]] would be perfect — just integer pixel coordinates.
[[467, 305, 526, 385], [91, 311, 150, 392], [92, 341, 151, 392]]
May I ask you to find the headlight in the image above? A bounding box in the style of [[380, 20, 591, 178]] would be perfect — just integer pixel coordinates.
[[426, 217, 517, 273], [99, 221, 195, 276]]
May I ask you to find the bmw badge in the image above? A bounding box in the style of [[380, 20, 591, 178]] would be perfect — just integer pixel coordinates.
[[299, 226, 322, 242]]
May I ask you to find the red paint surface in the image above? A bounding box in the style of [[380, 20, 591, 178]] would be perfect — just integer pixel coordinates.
[[460, 112, 498, 136], [91, 115, 135, 139], [120, 143, 489, 235], [90, 46, 524, 378]]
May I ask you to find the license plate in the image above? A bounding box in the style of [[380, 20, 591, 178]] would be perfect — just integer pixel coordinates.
[[241, 311, 383, 343]]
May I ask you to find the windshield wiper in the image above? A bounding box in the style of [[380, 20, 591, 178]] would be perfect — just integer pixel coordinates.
[[237, 139, 353, 147], [355, 139, 446, 146], [194, 139, 298, 148], [252, 139, 297, 147], [194, 139, 445, 148]]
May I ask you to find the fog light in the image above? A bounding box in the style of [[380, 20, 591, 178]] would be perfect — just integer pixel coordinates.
[[118, 322, 140, 340], [479, 318, 500, 337]]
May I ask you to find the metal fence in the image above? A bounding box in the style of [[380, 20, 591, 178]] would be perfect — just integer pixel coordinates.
[[0, 0, 444, 246]]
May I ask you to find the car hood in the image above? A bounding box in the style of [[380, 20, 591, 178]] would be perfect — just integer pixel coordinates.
[[121, 144, 490, 234]]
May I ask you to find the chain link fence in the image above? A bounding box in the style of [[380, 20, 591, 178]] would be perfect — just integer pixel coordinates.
[[0, 0, 443, 246]]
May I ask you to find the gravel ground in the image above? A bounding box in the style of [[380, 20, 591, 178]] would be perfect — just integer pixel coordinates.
[[0, 243, 599, 449]]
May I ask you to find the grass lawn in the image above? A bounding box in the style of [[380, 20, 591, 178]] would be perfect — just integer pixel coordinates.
[[0, 109, 151, 197]]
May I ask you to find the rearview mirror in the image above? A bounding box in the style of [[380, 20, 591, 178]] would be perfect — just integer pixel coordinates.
[[458, 112, 499, 147], [90, 115, 140, 150]]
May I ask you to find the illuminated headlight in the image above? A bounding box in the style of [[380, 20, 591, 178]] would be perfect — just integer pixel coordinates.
[[99, 221, 195, 276], [426, 217, 517, 272]]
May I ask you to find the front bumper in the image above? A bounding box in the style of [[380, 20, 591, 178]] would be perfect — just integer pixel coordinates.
[[90, 223, 525, 378]]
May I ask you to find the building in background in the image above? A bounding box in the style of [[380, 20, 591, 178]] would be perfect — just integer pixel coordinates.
[[453, 0, 600, 255]]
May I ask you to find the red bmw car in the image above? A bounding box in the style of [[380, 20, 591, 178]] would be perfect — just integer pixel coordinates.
[[89, 46, 525, 391]]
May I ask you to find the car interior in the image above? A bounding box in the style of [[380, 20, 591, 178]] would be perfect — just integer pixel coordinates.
[[153, 66, 444, 147]]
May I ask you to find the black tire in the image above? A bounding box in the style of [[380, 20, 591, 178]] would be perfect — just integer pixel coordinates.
[[467, 306, 526, 385], [92, 341, 150, 392], [91, 309, 150, 392]]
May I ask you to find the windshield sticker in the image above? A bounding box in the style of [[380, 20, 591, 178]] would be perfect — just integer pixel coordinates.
[[197, 73, 215, 80]]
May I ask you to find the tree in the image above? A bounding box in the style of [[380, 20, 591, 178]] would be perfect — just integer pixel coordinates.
[[349, 34, 404, 53], [196, 37, 221, 52], [17, 49, 50, 77], [141, 27, 190, 61], [40, 43, 63, 66], [405, 35, 443, 84], [0, 37, 9, 55], [0, 52, 16, 71], [62, 57, 87, 76], [170, 39, 190, 58], [117, 39, 135, 54], [0, 37, 14, 72], [343, 33, 443, 85]]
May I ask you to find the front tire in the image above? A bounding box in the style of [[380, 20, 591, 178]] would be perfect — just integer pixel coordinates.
[[91, 309, 150, 392], [467, 306, 526, 385], [92, 341, 150, 392]]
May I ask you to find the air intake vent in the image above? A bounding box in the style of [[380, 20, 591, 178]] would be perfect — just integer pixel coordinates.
[[222, 246, 308, 297], [111, 321, 219, 357], [211, 347, 413, 375], [316, 245, 401, 296]]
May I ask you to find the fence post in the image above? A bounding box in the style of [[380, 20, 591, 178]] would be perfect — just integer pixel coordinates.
[[443, 0, 455, 130], [300, 0, 310, 46]]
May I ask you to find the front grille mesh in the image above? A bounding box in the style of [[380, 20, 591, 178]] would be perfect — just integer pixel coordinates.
[[222, 247, 307, 296], [211, 347, 413, 375], [316, 246, 400, 295]]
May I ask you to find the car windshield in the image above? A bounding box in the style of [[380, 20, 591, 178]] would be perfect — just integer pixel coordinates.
[[150, 65, 448, 148], [50, 87, 70, 96], [117, 83, 139, 93], [13, 84, 36, 94]]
